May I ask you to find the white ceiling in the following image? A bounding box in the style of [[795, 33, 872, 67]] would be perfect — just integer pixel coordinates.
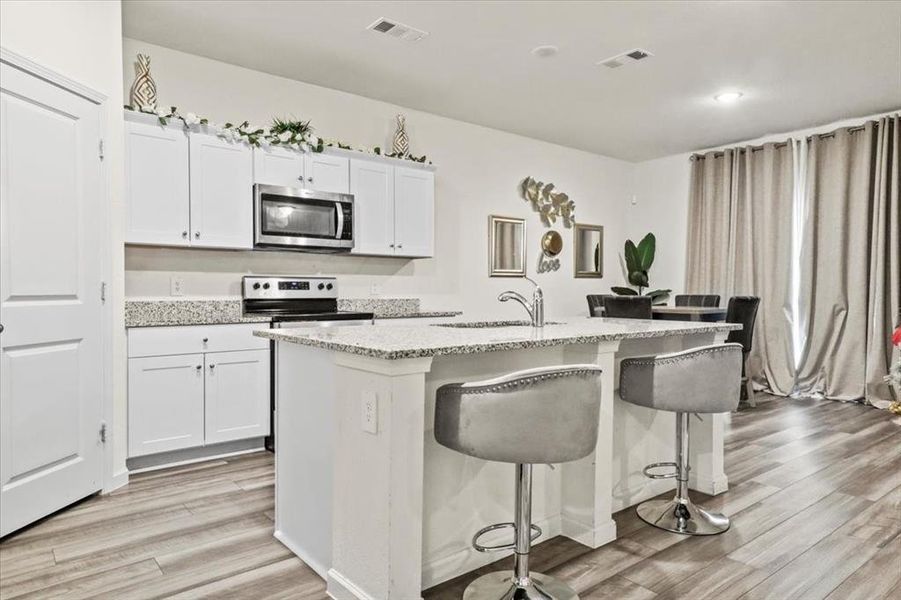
[[122, 0, 901, 162]]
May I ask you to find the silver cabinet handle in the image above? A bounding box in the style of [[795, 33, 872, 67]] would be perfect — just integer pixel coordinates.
[[389, 243, 395, 248], [307, 177, 313, 183], [0, 324, 4, 334], [194, 231, 200, 239], [202, 337, 209, 343], [209, 364, 216, 370], [297, 175, 304, 181], [196, 365, 202, 371], [182, 231, 188, 239], [397, 243, 404, 249]]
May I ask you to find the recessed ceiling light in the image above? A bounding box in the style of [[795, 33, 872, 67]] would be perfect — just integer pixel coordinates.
[[714, 91, 743, 103], [531, 45, 559, 58]]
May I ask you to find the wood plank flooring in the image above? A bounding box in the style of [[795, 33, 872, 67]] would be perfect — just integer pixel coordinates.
[[1, 395, 898, 599]]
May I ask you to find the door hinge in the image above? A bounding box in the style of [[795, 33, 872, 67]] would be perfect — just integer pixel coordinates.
[[99, 139, 104, 160], [99, 422, 107, 444], [100, 281, 107, 303]]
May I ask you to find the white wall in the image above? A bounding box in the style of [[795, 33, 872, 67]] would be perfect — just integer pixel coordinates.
[[1, 1, 128, 486], [628, 109, 900, 297], [122, 39, 634, 319]]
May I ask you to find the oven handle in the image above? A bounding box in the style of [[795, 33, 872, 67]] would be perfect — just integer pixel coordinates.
[[336, 202, 345, 240], [276, 319, 373, 328]]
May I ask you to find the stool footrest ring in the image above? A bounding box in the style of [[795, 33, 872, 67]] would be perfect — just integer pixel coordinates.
[[471, 522, 542, 553], [643, 461, 679, 479]]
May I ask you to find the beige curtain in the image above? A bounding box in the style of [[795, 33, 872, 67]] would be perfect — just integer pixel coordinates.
[[796, 115, 900, 403], [685, 143, 796, 395]]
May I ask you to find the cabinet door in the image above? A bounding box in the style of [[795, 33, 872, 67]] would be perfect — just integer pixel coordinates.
[[204, 349, 270, 444], [128, 354, 204, 457], [350, 159, 395, 255], [125, 120, 190, 245], [393, 167, 435, 257], [303, 153, 350, 194], [188, 133, 254, 249], [252, 146, 304, 188]]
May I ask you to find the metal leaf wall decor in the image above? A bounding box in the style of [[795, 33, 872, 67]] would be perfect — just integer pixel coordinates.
[[520, 177, 576, 228]]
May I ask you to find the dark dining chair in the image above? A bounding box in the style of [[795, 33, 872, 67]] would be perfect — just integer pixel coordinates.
[[586, 294, 611, 317], [675, 294, 721, 307], [603, 295, 652, 319], [725, 296, 760, 407]]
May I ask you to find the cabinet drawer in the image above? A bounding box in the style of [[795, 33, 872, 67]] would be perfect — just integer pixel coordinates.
[[128, 323, 270, 358]]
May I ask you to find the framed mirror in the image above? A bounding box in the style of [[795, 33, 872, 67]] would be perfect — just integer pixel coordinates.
[[489, 215, 526, 277], [574, 223, 603, 278], [541, 230, 563, 257]]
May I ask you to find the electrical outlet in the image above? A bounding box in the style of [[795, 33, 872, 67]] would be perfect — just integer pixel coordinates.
[[170, 276, 185, 296], [361, 391, 378, 434]]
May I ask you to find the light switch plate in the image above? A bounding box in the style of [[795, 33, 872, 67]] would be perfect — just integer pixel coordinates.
[[361, 391, 378, 434], [170, 275, 185, 296]]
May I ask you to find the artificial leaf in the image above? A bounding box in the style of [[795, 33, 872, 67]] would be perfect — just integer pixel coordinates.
[[611, 286, 638, 295], [628, 270, 649, 288], [646, 289, 672, 304], [636, 233, 656, 271], [624, 240, 640, 273]]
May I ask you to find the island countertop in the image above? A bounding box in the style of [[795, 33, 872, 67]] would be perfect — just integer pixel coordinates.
[[254, 317, 741, 360]]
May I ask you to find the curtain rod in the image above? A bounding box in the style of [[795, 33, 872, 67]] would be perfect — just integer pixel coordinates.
[[690, 123, 875, 161]]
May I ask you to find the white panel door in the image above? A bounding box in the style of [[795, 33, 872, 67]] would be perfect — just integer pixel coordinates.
[[393, 167, 435, 257], [252, 146, 304, 188], [204, 349, 270, 444], [350, 159, 395, 255], [304, 153, 350, 194], [0, 62, 104, 537], [127, 354, 205, 457], [188, 133, 253, 249], [124, 120, 190, 245]]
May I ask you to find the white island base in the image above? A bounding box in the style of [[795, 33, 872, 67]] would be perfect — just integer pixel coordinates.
[[264, 321, 735, 600]]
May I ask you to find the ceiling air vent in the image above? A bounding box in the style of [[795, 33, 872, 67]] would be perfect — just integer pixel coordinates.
[[367, 17, 429, 42], [597, 48, 653, 69]]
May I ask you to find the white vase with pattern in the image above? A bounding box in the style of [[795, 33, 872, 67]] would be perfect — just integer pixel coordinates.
[[130, 54, 158, 112]]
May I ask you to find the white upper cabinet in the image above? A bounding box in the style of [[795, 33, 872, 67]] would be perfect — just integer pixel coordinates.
[[188, 132, 254, 249], [253, 145, 304, 188], [125, 119, 190, 245], [393, 167, 435, 257], [350, 159, 394, 255], [304, 153, 350, 194]]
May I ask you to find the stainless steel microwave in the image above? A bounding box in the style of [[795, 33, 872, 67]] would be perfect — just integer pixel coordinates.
[[254, 184, 354, 251]]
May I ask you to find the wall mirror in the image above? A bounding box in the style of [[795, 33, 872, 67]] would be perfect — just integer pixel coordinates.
[[541, 230, 563, 257], [489, 215, 526, 277], [574, 223, 604, 278]]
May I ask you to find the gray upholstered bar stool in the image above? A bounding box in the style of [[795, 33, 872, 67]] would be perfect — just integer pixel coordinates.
[[619, 344, 742, 535], [435, 365, 604, 600]]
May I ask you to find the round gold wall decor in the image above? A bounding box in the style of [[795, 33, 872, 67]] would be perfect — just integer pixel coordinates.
[[541, 230, 563, 257]]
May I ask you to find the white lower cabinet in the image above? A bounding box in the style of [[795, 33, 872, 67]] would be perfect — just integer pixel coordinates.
[[127, 324, 270, 459], [128, 354, 205, 457], [204, 349, 270, 444]]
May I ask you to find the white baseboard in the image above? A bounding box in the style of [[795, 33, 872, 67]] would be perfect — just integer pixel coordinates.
[[327, 568, 384, 600], [103, 468, 129, 494], [560, 515, 617, 548], [273, 529, 329, 581], [612, 478, 675, 513], [421, 514, 561, 589]]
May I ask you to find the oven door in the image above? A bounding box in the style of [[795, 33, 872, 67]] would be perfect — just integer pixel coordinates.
[[254, 184, 354, 250]]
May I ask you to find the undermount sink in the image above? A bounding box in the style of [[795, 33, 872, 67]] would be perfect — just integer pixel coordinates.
[[433, 320, 562, 329]]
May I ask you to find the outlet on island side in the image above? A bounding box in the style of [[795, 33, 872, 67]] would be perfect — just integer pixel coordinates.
[[170, 275, 185, 296], [361, 391, 378, 434]]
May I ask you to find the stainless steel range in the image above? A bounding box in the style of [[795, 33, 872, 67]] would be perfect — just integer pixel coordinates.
[[242, 276, 374, 451]]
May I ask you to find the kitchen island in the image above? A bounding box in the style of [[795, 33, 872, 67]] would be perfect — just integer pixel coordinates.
[[255, 317, 741, 600]]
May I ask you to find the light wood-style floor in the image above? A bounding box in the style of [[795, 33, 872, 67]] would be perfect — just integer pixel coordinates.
[[1, 395, 899, 599]]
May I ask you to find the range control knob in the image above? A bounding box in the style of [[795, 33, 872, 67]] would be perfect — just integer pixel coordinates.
[[326, 283, 333, 290], [318, 283, 325, 290], [252, 283, 261, 290], [262, 282, 271, 290]]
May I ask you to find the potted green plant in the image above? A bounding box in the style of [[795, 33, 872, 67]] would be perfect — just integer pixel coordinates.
[[611, 233, 671, 304]]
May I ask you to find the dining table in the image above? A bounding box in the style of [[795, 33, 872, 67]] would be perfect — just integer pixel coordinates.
[[651, 306, 728, 322]]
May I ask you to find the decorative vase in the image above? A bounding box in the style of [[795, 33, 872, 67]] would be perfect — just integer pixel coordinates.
[[392, 114, 409, 157], [130, 54, 158, 112]]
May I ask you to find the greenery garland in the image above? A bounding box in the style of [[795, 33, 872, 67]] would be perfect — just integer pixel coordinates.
[[124, 105, 431, 164]]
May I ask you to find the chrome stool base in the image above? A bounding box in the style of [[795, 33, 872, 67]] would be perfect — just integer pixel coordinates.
[[636, 496, 730, 536], [463, 571, 579, 600]]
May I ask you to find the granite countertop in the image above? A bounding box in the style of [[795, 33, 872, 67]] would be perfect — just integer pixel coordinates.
[[255, 317, 742, 360], [125, 297, 461, 327]]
